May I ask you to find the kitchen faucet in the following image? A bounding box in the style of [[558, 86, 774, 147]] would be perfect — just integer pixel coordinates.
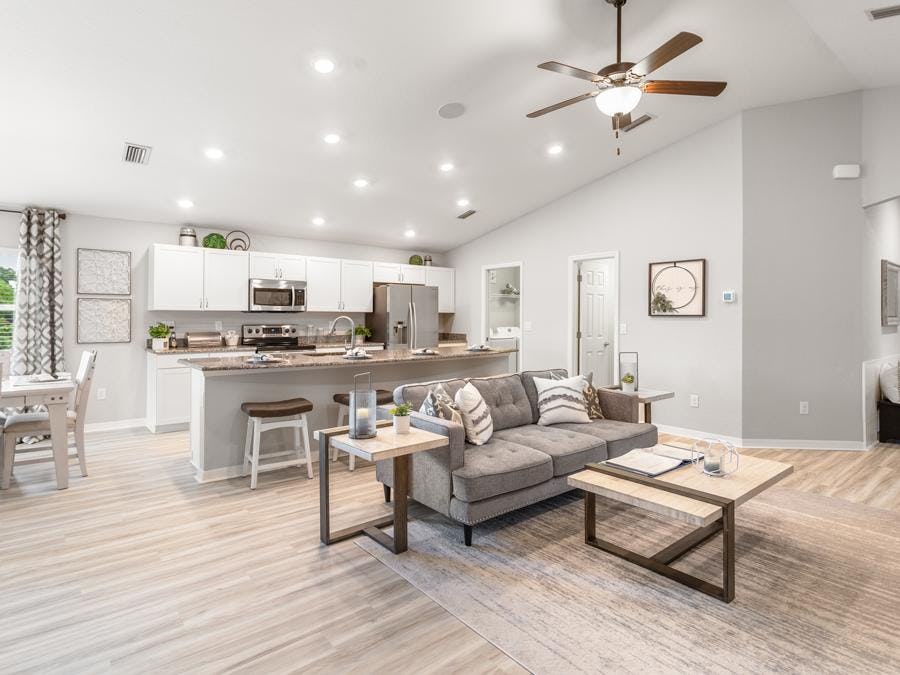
[[328, 315, 357, 349]]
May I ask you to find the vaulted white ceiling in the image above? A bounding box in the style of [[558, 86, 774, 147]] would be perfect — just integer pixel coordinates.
[[0, 0, 896, 252]]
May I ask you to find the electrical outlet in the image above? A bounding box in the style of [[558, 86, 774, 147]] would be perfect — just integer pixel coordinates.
[[619, 323, 627, 335], [800, 401, 809, 415], [214, 320, 223, 331], [689, 394, 700, 408], [96, 388, 107, 400]]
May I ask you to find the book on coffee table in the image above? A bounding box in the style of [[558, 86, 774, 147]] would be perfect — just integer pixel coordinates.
[[603, 444, 700, 477]]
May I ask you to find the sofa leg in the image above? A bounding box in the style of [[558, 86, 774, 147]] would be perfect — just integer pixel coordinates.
[[463, 524, 473, 547], [383, 484, 391, 503]]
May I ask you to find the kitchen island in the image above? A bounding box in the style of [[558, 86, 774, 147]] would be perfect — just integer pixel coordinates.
[[181, 346, 517, 482]]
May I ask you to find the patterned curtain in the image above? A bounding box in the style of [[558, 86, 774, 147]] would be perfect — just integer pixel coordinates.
[[11, 208, 65, 376]]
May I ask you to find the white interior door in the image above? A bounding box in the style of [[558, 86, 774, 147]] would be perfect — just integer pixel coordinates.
[[578, 259, 615, 385]]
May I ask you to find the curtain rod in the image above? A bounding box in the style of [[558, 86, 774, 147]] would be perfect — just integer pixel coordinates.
[[0, 208, 67, 220]]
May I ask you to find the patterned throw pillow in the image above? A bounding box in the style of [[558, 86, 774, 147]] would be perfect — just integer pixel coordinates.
[[454, 382, 494, 445], [533, 375, 591, 425], [419, 383, 463, 425], [583, 382, 605, 419]]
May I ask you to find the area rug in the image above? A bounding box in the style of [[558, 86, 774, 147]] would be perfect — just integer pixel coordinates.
[[356, 487, 900, 674]]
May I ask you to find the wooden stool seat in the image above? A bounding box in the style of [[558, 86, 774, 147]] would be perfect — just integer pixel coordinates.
[[241, 397, 313, 418], [332, 390, 394, 407]]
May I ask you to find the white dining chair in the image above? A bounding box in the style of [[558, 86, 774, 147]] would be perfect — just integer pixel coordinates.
[[1, 350, 97, 489]]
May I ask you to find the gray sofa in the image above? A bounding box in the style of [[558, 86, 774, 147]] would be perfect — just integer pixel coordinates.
[[375, 369, 657, 545]]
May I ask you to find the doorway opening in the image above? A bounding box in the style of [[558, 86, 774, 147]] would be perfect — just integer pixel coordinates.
[[481, 261, 523, 370], [567, 252, 619, 386]]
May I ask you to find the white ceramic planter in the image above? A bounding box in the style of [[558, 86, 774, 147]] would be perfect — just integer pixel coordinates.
[[393, 415, 410, 434], [151, 337, 168, 351], [622, 381, 635, 393]]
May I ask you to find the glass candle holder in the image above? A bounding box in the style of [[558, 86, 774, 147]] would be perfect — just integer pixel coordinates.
[[692, 438, 739, 477], [349, 372, 377, 439]]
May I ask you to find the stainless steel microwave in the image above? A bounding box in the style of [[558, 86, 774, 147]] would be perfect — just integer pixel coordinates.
[[248, 279, 306, 312]]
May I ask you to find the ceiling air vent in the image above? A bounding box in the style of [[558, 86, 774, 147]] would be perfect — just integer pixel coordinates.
[[868, 4, 900, 20], [457, 209, 476, 219], [122, 142, 152, 165]]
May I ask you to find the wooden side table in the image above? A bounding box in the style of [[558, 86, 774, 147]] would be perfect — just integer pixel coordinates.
[[608, 387, 674, 423], [314, 420, 448, 554]]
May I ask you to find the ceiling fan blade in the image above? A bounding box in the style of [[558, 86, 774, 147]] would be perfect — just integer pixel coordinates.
[[538, 61, 606, 83], [643, 80, 727, 96], [526, 91, 598, 118], [628, 32, 703, 78], [612, 113, 632, 130], [622, 114, 653, 133]]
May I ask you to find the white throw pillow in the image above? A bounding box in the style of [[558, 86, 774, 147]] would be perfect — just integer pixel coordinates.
[[880, 362, 900, 403], [454, 382, 494, 445], [533, 375, 591, 425]]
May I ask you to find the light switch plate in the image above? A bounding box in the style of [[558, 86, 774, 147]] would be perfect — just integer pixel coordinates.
[[214, 320, 223, 331], [800, 401, 809, 415], [689, 394, 700, 408], [619, 323, 627, 335], [97, 388, 107, 400], [524, 321, 533, 332]]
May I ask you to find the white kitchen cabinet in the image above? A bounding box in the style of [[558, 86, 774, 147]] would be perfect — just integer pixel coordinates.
[[278, 254, 307, 281], [248, 252, 280, 279], [426, 266, 455, 313], [148, 245, 204, 310], [340, 259, 374, 312], [373, 262, 402, 283], [203, 249, 249, 311], [400, 264, 427, 285], [306, 257, 342, 311]]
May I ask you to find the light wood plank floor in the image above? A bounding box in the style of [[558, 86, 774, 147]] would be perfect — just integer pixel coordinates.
[[1, 429, 896, 672]]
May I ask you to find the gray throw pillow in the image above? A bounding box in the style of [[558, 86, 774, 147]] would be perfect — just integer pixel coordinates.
[[419, 382, 463, 425]]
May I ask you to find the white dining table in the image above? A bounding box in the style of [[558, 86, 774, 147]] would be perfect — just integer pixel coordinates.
[[1, 378, 75, 489]]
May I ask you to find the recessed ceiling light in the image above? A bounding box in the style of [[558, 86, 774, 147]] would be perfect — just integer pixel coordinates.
[[456, 198, 470, 208], [353, 177, 369, 188], [313, 58, 335, 74], [204, 147, 224, 160], [177, 198, 194, 209], [312, 216, 325, 226], [439, 162, 455, 173], [547, 143, 564, 156], [404, 229, 416, 238], [323, 133, 341, 144]]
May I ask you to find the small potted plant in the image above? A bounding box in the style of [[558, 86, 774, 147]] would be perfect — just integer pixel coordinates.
[[149, 323, 170, 351], [354, 325, 373, 340], [621, 372, 636, 393], [389, 403, 412, 434]]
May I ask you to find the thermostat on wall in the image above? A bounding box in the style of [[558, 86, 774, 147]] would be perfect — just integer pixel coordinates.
[[722, 290, 736, 303]]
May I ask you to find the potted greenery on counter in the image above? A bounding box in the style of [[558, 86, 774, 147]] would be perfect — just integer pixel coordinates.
[[149, 323, 170, 351], [621, 372, 636, 393], [389, 402, 412, 434]]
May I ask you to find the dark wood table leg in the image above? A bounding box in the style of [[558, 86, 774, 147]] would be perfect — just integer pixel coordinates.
[[584, 491, 596, 543], [722, 501, 736, 602], [392, 454, 410, 553], [319, 430, 331, 546], [644, 402, 652, 424]]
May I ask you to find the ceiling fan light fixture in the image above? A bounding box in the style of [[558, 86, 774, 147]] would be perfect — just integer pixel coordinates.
[[595, 85, 643, 116]]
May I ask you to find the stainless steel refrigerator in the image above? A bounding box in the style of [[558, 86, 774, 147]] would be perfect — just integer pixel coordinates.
[[368, 284, 439, 349]]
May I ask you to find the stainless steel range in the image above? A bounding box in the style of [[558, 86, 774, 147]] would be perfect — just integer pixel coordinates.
[[241, 324, 315, 352]]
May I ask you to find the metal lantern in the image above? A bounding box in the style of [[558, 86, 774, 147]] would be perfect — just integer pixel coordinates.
[[349, 372, 377, 439], [618, 351, 639, 391], [691, 438, 740, 478]]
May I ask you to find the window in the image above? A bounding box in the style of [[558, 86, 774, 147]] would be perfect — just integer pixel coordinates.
[[0, 247, 18, 351]]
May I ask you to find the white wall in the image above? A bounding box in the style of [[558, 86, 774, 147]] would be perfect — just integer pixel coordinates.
[[741, 92, 865, 444], [0, 211, 443, 424], [862, 86, 900, 208], [447, 117, 745, 439]]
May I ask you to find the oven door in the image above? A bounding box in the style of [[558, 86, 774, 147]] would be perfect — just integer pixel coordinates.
[[248, 279, 305, 312]]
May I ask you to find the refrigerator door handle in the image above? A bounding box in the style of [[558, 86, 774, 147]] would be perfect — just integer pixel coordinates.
[[411, 302, 417, 349], [408, 302, 414, 349]]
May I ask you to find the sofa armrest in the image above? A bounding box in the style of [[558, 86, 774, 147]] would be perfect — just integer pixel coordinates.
[[374, 407, 466, 517], [596, 388, 640, 423]]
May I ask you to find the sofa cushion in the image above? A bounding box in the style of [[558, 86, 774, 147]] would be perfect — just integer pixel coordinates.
[[520, 369, 568, 423], [554, 419, 657, 458], [533, 374, 591, 425], [419, 383, 463, 425], [467, 374, 533, 431], [493, 424, 607, 476], [452, 439, 553, 502], [395, 378, 466, 409]]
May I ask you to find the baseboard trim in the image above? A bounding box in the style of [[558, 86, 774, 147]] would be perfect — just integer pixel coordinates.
[[85, 418, 147, 433], [656, 424, 867, 451]]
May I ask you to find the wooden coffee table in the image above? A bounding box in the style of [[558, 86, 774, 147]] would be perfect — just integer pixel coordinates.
[[568, 453, 793, 602]]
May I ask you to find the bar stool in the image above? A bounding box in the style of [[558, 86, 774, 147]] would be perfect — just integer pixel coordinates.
[[241, 397, 314, 489], [331, 389, 395, 470]]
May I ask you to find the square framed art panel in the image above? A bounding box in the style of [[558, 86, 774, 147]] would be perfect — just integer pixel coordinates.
[[648, 258, 706, 317], [77, 298, 132, 343], [77, 248, 132, 295]]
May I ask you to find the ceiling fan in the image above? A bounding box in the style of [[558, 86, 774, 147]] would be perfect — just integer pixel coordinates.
[[527, 0, 727, 133]]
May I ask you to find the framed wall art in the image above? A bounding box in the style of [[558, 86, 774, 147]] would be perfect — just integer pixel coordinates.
[[648, 258, 706, 317], [77, 298, 132, 344], [77, 248, 132, 295], [881, 259, 900, 327]]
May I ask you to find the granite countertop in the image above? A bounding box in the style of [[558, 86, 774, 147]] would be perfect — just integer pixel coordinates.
[[147, 341, 385, 354], [180, 345, 517, 372]]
